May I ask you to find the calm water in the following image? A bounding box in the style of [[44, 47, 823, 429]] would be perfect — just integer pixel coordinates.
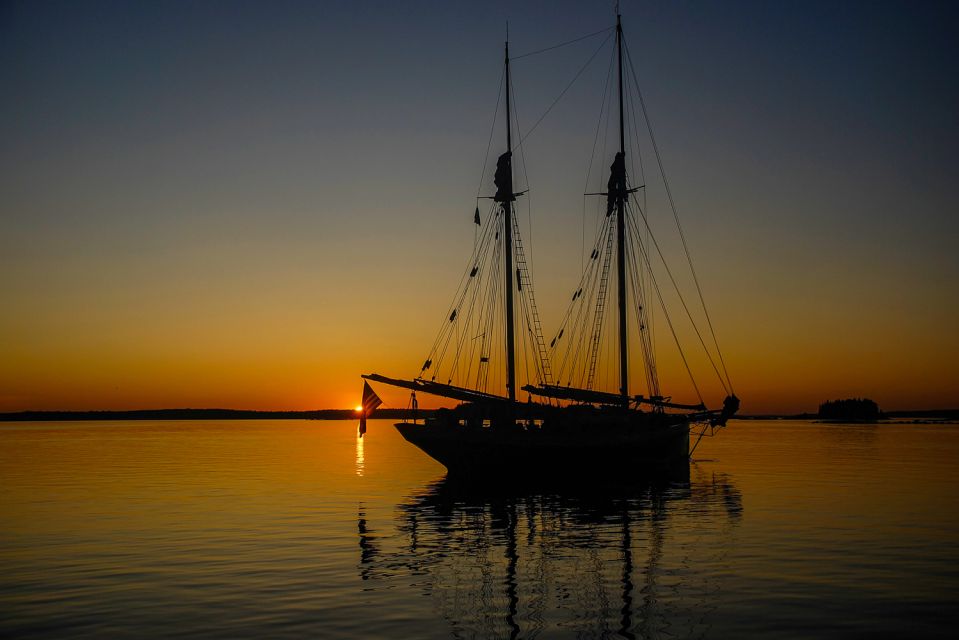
[[2, 419, 958, 638]]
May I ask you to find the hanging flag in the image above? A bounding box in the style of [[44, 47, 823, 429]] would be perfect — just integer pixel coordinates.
[[361, 381, 382, 414], [358, 381, 382, 438], [474, 206, 481, 225]]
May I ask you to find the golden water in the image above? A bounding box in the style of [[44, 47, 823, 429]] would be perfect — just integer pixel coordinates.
[[2, 419, 958, 637]]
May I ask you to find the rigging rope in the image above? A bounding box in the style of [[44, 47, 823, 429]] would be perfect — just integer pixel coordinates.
[[623, 39, 735, 394], [625, 202, 705, 404], [510, 25, 614, 61], [517, 31, 614, 146], [507, 68, 553, 387], [415, 23, 734, 407], [476, 67, 505, 201], [508, 70, 533, 278], [583, 43, 617, 273], [628, 197, 729, 395]]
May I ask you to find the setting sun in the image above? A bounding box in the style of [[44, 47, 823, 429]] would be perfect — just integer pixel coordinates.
[[354, 405, 363, 412]]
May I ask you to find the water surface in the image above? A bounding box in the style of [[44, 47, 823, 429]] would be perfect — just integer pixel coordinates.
[[2, 419, 957, 638]]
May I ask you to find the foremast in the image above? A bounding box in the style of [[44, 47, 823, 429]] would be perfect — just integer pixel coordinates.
[[614, 12, 628, 407], [364, 32, 544, 410], [498, 37, 517, 403]]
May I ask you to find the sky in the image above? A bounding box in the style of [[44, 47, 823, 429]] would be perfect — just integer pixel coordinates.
[[1, 0, 957, 414]]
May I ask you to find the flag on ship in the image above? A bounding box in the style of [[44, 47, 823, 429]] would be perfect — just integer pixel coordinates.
[[358, 381, 382, 438], [362, 381, 382, 414]]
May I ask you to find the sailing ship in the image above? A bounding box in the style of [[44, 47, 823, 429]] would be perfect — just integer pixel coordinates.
[[363, 12, 738, 476]]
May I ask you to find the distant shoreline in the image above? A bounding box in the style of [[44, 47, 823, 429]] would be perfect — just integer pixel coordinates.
[[733, 410, 959, 422], [0, 408, 431, 422], [1, 408, 957, 422]]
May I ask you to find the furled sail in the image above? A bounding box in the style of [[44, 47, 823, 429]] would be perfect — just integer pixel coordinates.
[[362, 374, 510, 406], [493, 151, 514, 202], [606, 151, 626, 216]]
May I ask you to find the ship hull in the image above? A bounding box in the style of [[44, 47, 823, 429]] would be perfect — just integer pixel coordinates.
[[395, 414, 690, 479]]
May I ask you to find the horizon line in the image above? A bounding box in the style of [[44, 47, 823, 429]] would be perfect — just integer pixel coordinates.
[[2, 407, 957, 422]]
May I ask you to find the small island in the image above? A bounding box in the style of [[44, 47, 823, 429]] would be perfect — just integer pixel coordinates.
[[818, 398, 882, 422]]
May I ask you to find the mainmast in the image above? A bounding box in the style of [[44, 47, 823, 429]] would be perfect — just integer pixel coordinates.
[[615, 13, 629, 406], [503, 38, 517, 402]]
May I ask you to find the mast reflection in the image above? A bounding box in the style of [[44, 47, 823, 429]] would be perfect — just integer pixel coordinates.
[[359, 463, 742, 638], [357, 503, 378, 582]]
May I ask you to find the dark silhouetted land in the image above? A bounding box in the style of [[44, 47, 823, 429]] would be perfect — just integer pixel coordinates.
[[819, 398, 882, 422]]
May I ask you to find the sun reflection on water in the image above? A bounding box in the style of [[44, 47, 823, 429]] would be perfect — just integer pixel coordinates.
[[355, 425, 365, 476]]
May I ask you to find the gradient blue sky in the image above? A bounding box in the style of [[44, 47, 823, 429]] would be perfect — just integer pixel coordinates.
[[1, 0, 957, 413]]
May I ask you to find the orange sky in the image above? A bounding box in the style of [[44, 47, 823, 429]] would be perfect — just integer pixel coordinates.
[[2, 221, 956, 414]]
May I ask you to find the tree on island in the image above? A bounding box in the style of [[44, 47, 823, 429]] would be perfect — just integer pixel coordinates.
[[818, 398, 881, 421]]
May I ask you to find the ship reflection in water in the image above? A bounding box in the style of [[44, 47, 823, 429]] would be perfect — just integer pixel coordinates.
[[358, 465, 741, 639]]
